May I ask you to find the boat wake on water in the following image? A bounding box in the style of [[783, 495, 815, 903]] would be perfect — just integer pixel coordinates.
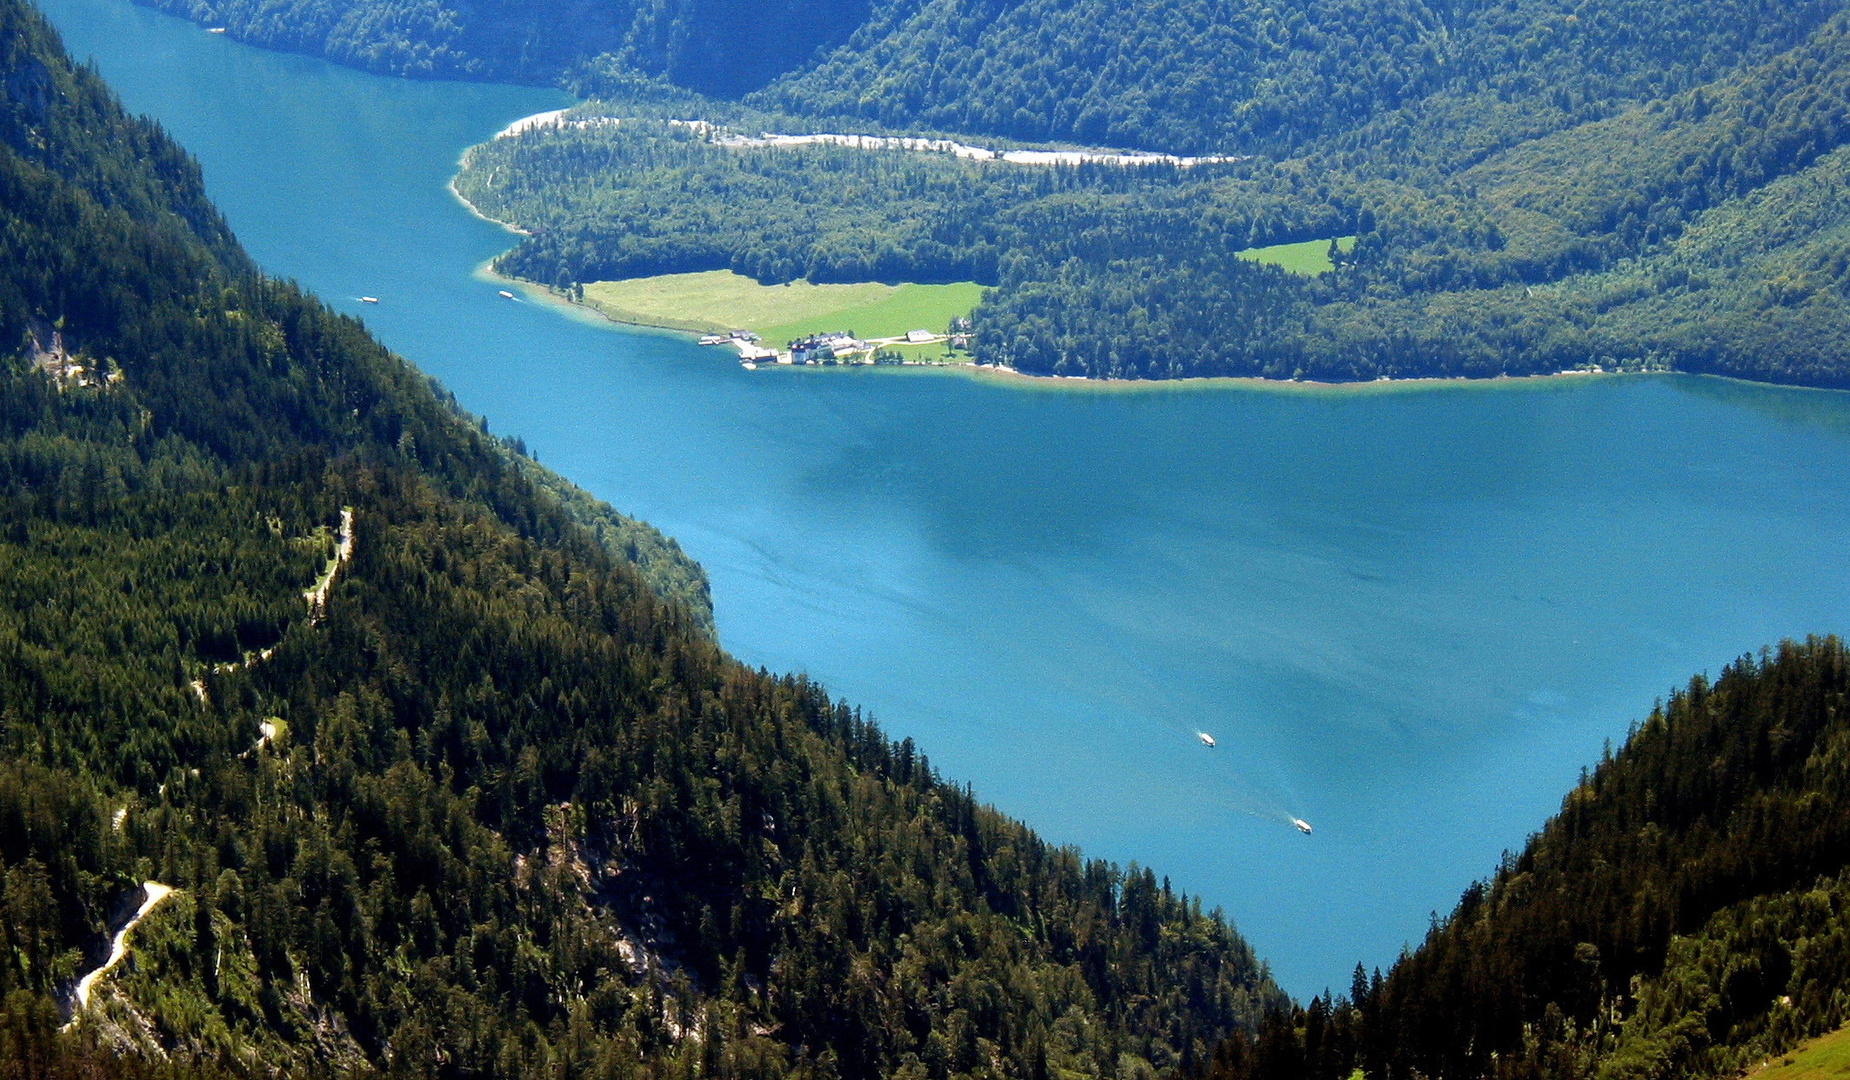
[[1182, 726, 1313, 835], [1086, 644, 1313, 835], [1213, 794, 1316, 835]]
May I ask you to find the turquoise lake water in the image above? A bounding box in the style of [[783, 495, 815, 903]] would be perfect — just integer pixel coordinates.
[[38, 0, 1850, 997]]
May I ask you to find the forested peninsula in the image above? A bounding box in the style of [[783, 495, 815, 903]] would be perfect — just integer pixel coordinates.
[[457, 1, 1850, 385], [132, 0, 1850, 385], [0, 3, 1283, 1078]]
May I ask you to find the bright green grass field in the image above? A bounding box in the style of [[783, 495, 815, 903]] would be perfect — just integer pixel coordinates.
[[579, 271, 984, 354], [1236, 235, 1358, 275], [1753, 1025, 1850, 1080]]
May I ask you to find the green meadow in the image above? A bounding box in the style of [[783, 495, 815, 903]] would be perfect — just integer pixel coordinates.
[[1236, 235, 1358, 275], [578, 271, 984, 357], [1752, 1026, 1850, 1080]]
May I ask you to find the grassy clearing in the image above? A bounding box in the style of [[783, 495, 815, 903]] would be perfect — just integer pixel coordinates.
[[759, 282, 984, 346], [1752, 1025, 1850, 1080], [578, 270, 984, 349], [1236, 235, 1357, 275]]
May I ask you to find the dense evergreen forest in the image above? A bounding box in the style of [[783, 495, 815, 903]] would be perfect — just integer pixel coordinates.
[[133, 0, 1840, 160], [136, 0, 870, 97], [756, 0, 1837, 155], [1189, 637, 1850, 1080], [0, 3, 1284, 1078]]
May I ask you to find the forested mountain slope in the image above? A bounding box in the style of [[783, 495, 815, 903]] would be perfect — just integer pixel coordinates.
[[756, 0, 1840, 155], [131, 0, 1844, 162], [137, 0, 869, 96], [0, 2, 1283, 1077], [1191, 637, 1850, 1080]]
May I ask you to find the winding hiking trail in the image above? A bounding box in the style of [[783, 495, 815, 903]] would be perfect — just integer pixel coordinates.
[[56, 523, 347, 1027], [303, 507, 355, 624], [208, 507, 356, 682], [62, 882, 175, 1030]]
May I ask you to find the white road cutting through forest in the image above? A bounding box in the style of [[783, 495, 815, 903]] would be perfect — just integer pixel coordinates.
[[304, 507, 355, 623], [55, 523, 348, 1030], [214, 508, 357, 677], [494, 112, 1247, 169], [62, 882, 175, 1029]]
